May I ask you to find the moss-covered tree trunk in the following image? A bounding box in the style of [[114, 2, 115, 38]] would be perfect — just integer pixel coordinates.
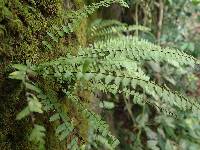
[[0, 0, 88, 149]]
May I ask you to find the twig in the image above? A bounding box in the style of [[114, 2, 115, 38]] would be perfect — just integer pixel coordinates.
[[157, 0, 164, 44]]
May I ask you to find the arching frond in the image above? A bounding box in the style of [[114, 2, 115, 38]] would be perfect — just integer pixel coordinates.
[[36, 54, 200, 116], [88, 19, 150, 41], [80, 36, 199, 66]]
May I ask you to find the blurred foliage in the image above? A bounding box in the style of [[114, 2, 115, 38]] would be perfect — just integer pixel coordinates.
[[161, 0, 200, 57]]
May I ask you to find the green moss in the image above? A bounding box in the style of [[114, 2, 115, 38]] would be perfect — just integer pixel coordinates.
[[0, 0, 72, 63], [74, 0, 88, 47], [0, 0, 94, 148], [42, 79, 90, 146], [63, 97, 89, 144], [0, 0, 83, 149]]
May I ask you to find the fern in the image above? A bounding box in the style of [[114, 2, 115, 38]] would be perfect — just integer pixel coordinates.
[[29, 124, 46, 150], [9, 64, 43, 119], [9, 0, 200, 149], [80, 36, 199, 67], [36, 83, 119, 149], [67, 93, 120, 148], [67, 0, 128, 22], [43, 0, 129, 50], [32, 31, 200, 147], [38, 91, 78, 147], [88, 19, 150, 41], [9, 64, 46, 149], [37, 38, 200, 116]]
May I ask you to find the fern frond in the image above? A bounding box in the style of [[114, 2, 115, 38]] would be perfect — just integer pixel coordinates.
[[80, 36, 199, 66], [88, 19, 150, 41], [9, 64, 43, 120], [67, 93, 120, 148], [9, 64, 46, 149], [39, 88, 120, 148], [68, 0, 128, 22], [43, 0, 128, 50], [38, 93, 77, 144], [132, 91, 177, 118], [81, 71, 200, 114], [29, 124, 46, 150], [36, 55, 200, 116]]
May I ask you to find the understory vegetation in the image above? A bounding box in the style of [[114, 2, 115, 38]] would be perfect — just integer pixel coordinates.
[[1, 0, 200, 149]]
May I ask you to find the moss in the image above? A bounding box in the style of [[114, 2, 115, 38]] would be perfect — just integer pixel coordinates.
[[74, 0, 88, 47], [0, 0, 73, 63], [62, 99, 89, 144], [42, 79, 90, 147], [0, 0, 94, 149]]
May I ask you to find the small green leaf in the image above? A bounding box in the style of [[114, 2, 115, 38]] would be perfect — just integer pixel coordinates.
[[42, 41, 52, 50], [122, 78, 130, 87], [62, 25, 70, 33], [95, 73, 105, 81], [12, 64, 27, 71], [99, 101, 115, 109], [114, 77, 121, 85], [28, 96, 43, 113], [30, 124, 46, 149], [16, 107, 30, 120], [111, 139, 120, 148], [84, 73, 94, 80], [25, 83, 41, 93], [131, 79, 137, 89], [47, 32, 58, 42], [105, 75, 113, 84], [57, 30, 65, 37], [56, 123, 66, 134], [147, 140, 159, 150], [50, 113, 60, 122], [82, 59, 91, 73], [9, 71, 25, 80], [59, 130, 70, 141], [76, 72, 83, 80]]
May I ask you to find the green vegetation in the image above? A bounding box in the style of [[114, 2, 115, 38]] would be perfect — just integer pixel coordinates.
[[1, 0, 200, 149]]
